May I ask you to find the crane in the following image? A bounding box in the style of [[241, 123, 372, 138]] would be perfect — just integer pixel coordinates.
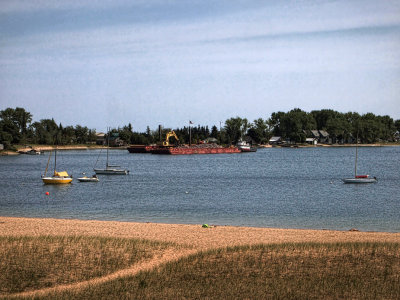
[[162, 130, 180, 147]]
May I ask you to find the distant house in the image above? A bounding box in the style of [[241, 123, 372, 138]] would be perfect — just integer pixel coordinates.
[[204, 137, 219, 144], [307, 130, 330, 144], [311, 130, 320, 139], [394, 131, 400, 142], [243, 136, 256, 145], [269, 136, 282, 145], [108, 133, 125, 147], [96, 132, 106, 145], [306, 137, 318, 145], [318, 130, 330, 144], [0, 144, 4, 150]]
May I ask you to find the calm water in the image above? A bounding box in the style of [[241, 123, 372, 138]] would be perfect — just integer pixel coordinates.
[[0, 147, 399, 232]]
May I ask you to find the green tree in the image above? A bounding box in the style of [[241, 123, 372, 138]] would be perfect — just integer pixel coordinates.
[[75, 125, 89, 144], [61, 126, 76, 144], [280, 109, 316, 143], [267, 111, 285, 136], [224, 117, 246, 144], [247, 118, 269, 144], [395, 120, 400, 131], [31, 119, 58, 144], [210, 125, 219, 139], [0, 107, 32, 144]]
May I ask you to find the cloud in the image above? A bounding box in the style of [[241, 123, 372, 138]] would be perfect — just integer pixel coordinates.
[[1, 0, 400, 129]]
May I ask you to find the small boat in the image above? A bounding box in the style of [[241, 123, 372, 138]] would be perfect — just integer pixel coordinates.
[[94, 128, 129, 175], [236, 140, 257, 152], [42, 147, 72, 184], [342, 134, 376, 184], [26, 149, 41, 155], [342, 175, 377, 184], [18, 148, 41, 155], [77, 174, 99, 182]]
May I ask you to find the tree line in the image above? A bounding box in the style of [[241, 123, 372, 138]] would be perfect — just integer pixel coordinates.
[[1, 107, 400, 149]]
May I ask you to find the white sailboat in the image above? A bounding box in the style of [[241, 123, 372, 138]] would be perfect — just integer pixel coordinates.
[[93, 129, 129, 175], [342, 135, 376, 184]]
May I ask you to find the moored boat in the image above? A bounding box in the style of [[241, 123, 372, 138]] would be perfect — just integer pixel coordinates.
[[42, 171, 73, 184], [236, 140, 257, 152], [94, 166, 129, 175], [342, 133, 376, 184], [42, 148, 72, 184], [94, 128, 129, 175], [77, 174, 99, 182], [342, 175, 377, 184], [26, 149, 41, 155]]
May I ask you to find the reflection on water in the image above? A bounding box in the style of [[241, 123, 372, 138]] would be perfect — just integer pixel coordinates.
[[0, 146, 399, 232]]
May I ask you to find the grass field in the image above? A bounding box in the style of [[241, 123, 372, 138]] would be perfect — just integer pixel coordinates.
[[0, 235, 177, 296], [1, 237, 399, 299]]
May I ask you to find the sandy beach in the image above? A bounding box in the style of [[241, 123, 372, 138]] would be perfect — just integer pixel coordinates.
[[1, 217, 399, 250]]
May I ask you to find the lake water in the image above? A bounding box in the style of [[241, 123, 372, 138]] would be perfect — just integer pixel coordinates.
[[0, 147, 399, 232]]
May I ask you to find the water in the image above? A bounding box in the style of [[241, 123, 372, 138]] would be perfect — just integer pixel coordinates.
[[0, 147, 399, 232]]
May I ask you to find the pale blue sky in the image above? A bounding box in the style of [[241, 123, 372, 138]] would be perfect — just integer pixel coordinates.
[[1, 0, 399, 131]]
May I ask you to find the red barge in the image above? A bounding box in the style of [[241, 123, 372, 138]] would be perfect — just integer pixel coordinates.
[[150, 145, 241, 155], [127, 130, 241, 155], [128, 144, 240, 155]]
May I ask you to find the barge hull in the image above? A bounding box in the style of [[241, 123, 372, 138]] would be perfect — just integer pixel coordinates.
[[150, 147, 241, 155], [127, 145, 157, 153]]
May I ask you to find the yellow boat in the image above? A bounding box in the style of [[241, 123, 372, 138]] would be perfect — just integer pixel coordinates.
[[42, 171, 73, 184], [42, 147, 72, 184]]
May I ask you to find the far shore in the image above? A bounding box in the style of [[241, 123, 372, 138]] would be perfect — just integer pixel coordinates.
[[1, 142, 399, 156], [1, 217, 399, 250]]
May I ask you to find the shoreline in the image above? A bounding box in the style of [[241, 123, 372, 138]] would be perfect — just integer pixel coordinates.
[[1, 217, 399, 250], [1, 143, 398, 156]]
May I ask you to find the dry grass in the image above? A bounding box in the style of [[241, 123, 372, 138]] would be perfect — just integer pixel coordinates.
[[0, 235, 175, 296], [1, 217, 400, 299], [35, 242, 400, 300]]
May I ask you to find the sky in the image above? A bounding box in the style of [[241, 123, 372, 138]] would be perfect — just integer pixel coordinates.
[[0, 0, 399, 132]]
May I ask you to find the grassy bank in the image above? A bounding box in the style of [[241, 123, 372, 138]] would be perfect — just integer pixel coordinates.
[[0, 236, 175, 296], [2, 238, 399, 299]]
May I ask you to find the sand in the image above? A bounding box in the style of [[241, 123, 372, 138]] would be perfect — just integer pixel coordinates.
[[1, 217, 399, 250]]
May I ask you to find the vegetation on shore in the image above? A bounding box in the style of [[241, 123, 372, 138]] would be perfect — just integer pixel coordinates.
[[1, 107, 400, 151], [1, 236, 399, 299], [0, 236, 176, 296]]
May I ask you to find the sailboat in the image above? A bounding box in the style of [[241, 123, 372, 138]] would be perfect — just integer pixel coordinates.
[[342, 135, 377, 184], [93, 129, 129, 175], [42, 146, 73, 184]]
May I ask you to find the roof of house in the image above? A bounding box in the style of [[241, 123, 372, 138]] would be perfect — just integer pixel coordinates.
[[319, 130, 329, 137], [311, 130, 320, 137], [205, 137, 218, 143], [269, 136, 281, 142]]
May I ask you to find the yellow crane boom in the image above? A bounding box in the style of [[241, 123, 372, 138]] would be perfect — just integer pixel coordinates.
[[163, 130, 179, 146]]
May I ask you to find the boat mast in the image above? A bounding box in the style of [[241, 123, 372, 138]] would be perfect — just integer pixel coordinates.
[[54, 144, 57, 175], [354, 132, 358, 177], [106, 127, 109, 168], [44, 151, 52, 176]]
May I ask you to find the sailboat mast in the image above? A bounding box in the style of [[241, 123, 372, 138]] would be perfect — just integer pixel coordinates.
[[54, 145, 57, 175], [354, 143, 358, 177], [106, 127, 109, 168], [44, 151, 52, 176], [354, 132, 358, 177]]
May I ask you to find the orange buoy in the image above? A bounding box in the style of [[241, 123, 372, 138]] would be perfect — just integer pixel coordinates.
[[45, 192, 49, 196]]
